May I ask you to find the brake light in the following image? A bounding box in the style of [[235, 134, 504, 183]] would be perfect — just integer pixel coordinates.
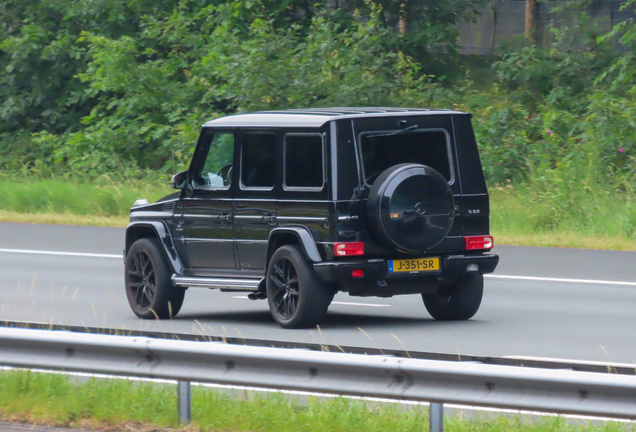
[[351, 269, 365, 278], [334, 242, 364, 257], [465, 235, 494, 251]]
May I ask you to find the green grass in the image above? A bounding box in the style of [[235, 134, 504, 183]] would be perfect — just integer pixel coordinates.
[[0, 178, 635, 250], [0, 370, 631, 432], [490, 185, 636, 250], [0, 179, 172, 218]]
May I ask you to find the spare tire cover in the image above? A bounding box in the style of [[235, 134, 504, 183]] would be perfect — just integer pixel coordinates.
[[367, 163, 455, 253]]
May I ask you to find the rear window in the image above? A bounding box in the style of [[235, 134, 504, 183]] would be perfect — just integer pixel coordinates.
[[359, 129, 453, 185]]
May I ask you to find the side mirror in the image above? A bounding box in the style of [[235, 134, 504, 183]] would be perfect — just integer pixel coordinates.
[[171, 171, 189, 190]]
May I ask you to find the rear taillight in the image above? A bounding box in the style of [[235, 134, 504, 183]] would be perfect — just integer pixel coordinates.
[[334, 242, 364, 257], [464, 235, 494, 251], [351, 269, 365, 278]]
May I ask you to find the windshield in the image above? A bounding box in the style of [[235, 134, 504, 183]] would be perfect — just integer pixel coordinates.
[[359, 129, 453, 185]]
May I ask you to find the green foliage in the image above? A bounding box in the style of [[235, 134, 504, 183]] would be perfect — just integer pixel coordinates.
[[596, 0, 636, 93], [493, 6, 617, 111], [0, 0, 475, 179], [3, 0, 636, 243]]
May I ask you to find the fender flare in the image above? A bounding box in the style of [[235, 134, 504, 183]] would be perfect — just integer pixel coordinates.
[[266, 227, 322, 267], [125, 221, 183, 275]]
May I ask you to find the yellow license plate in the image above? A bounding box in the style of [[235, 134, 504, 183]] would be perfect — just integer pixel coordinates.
[[389, 257, 440, 273]]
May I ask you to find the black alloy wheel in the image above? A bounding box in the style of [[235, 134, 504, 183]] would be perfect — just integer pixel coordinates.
[[266, 245, 333, 329], [128, 250, 157, 311], [269, 256, 300, 320], [125, 238, 185, 319]]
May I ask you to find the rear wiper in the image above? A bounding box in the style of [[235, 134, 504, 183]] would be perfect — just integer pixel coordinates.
[[389, 124, 418, 136], [365, 125, 419, 138]]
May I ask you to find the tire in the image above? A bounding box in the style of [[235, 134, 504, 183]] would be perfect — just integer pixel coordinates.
[[367, 163, 455, 253], [422, 274, 483, 320], [266, 245, 333, 329], [125, 238, 185, 319]]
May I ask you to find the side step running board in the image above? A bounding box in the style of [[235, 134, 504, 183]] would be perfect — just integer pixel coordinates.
[[171, 275, 262, 290]]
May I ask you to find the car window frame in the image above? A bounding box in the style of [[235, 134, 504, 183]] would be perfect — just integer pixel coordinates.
[[191, 128, 237, 192], [239, 130, 278, 192], [282, 132, 326, 192], [357, 127, 456, 187]]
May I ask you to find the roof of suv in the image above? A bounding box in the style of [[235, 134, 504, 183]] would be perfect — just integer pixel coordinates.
[[204, 108, 467, 128]]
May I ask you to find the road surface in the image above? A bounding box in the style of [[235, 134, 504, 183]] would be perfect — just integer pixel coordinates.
[[1, 222, 635, 364]]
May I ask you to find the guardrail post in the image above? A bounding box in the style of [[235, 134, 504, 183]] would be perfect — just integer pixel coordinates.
[[178, 381, 191, 425], [429, 402, 443, 432]]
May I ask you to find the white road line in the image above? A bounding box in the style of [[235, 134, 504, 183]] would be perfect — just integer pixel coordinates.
[[0, 248, 121, 259], [485, 274, 636, 287], [502, 355, 636, 369], [331, 301, 390, 307], [232, 296, 390, 307], [2, 248, 636, 288]]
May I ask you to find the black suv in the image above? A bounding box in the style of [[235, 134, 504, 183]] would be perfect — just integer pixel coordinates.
[[124, 108, 499, 328]]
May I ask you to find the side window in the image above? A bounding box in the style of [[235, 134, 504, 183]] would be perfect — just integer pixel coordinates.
[[196, 132, 235, 189], [241, 132, 276, 189], [284, 134, 324, 190]]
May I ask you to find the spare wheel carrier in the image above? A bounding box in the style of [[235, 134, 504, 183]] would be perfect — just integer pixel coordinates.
[[366, 163, 455, 253]]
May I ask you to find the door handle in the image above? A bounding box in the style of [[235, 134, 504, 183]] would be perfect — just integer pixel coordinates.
[[263, 214, 276, 225], [220, 213, 233, 222]]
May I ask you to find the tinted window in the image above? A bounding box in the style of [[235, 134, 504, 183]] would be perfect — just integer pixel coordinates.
[[241, 133, 276, 188], [285, 135, 323, 189], [359, 130, 452, 184], [196, 132, 235, 188]]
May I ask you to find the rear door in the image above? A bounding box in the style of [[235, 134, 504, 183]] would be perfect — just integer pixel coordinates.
[[277, 132, 331, 243], [234, 130, 279, 270], [352, 115, 463, 251]]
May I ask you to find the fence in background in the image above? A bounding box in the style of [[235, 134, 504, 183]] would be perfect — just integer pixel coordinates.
[[458, 1, 636, 55], [2, 327, 636, 432]]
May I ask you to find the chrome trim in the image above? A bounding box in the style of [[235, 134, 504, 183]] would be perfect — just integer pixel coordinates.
[[234, 215, 267, 220], [181, 197, 234, 201], [182, 214, 221, 219], [130, 211, 174, 218], [183, 238, 233, 243], [277, 216, 327, 222], [172, 275, 262, 290], [330, 121, 338, 200]]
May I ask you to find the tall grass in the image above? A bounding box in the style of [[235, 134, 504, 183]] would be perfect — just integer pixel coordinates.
[[0, 179, 172, 217], [0, 177, 635, 249], [0, 370, 630, 432]]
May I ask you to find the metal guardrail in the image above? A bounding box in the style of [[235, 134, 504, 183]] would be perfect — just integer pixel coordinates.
[[2, 327, 636, 432], [4, 320, 635, 376]]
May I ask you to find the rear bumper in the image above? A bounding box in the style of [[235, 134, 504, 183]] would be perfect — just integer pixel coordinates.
[[313, 253, 499, 296]]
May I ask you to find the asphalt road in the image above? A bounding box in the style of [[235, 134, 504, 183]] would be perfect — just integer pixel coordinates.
[[1, 222, 636, 364]]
